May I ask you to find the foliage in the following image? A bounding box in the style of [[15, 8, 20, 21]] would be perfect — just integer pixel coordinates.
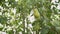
[[0, 0, 60, 34]]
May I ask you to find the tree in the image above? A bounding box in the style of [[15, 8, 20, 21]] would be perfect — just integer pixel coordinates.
[[0, 0, 60, 34]]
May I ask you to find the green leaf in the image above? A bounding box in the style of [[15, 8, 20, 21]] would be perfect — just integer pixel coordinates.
[[41, 27, 49, 34]]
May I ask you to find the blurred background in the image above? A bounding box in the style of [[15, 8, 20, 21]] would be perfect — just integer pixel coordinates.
[[0, 0, 60, 34]]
